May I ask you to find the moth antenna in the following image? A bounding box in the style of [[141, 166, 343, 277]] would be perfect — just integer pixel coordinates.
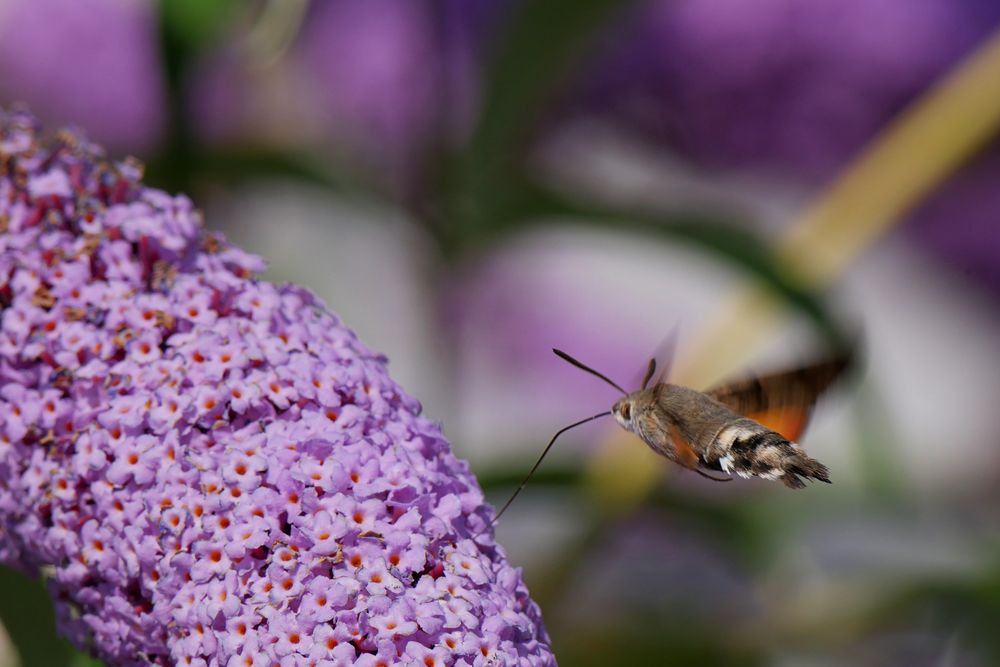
[[486, 410, 611, 531], [553, 349, 628, 396], [640, 357, 657, 390], [692, 468, 732, 483]]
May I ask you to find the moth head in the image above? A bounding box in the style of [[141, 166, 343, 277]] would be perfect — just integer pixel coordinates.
[[612, 397, 635, 431]]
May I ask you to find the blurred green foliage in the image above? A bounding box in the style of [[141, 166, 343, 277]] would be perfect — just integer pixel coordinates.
[[0, 566, 73, 667]]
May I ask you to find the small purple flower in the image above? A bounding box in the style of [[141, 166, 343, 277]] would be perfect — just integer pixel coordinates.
[[0, 109, 554, 666]]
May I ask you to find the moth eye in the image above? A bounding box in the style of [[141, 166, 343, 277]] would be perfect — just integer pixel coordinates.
[[621, 403, 631, 420]]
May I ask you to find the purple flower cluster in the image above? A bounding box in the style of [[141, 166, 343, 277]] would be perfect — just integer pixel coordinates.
[[0, 109, 553, 667]]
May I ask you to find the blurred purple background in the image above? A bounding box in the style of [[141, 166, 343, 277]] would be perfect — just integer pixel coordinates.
[[2, 0, 1000, 665]]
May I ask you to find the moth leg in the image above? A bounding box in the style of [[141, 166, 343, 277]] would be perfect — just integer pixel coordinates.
[[692, 468, 733, 483], [666, 422, 732, 483]]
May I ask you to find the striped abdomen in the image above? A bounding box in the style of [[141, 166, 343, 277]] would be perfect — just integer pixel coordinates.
[[709, 418, 830, 489]]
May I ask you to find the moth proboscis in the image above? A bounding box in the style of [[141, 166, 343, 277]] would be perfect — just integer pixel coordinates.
[[488, 346, 851, 528]]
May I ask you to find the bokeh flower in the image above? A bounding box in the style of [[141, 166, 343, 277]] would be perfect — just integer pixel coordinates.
[[187, 0, 506, 195], [578, 0, 1000, 303], [296, 0, 441, 173], [583, 0, 1000, 180], [0, 109, 553, 666], [907, 153, 1000, 304], [0, 0, 166, 152]]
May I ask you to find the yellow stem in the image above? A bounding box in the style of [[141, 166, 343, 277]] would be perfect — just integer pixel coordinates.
[[587, 25, 1000, 508]]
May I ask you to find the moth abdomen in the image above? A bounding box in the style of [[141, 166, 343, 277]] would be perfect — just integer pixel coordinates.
[[712, 420, 830, 489]]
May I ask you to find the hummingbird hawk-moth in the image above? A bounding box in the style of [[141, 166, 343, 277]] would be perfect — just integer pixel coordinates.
[[490, 346, 849, 526]]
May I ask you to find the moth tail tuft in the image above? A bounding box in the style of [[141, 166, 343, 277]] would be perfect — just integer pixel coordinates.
[[715, 421, 831, 488], [780, 453, 831, 489]]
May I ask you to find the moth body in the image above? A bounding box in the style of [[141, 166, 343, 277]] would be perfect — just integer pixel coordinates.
[[487, 348, 847, 529], [613, 382, 830, 488]]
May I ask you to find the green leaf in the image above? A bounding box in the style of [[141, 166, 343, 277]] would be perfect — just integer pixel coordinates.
[[469, 0, 638, 170], [0, 566, 74, 667], [440, 0, 642, 246], [159, 0, 236, 53], [68, 650, 108, 667], [143, 147, 353, 199], [477, 463, 583, 493]]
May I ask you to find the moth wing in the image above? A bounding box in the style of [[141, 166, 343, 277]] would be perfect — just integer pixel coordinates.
[[651, 383, 737, 468], [705, 356, 849, 441], [635, 327, 680, 390], [635, 402, 711, 473], [666, 421, 700, 469], [652, 326, 679, 384]]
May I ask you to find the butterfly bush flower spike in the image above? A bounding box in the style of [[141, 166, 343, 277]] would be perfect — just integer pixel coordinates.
[[0, 109, 554, 667]]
